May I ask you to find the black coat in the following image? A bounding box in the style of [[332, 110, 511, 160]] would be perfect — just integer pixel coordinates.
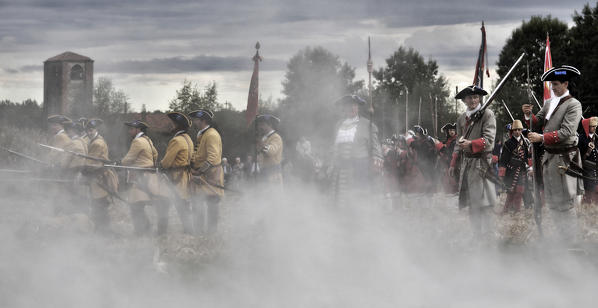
[[498, 136, 530, 188]]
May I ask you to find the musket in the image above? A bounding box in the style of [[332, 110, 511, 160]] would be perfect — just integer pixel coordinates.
[[1, 146, 50, 165], [103, 164, 158, 172], [38, 143, 114, 164], [192, 174, 242, 194], [0, 177, 73, 183], [463, 52, 525, 139], [500, 100, 515, 122], [0, 168, 33, 174], [527, 60, 543, 236]]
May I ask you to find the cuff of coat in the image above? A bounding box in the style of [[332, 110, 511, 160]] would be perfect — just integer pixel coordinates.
[[471, 138, 486, 154], [524, 114, 539, 128], [498, 167, 506, 177], [450, 152, 459, 168], [492, 155, 498, 164], [543, 131, 559, 145]]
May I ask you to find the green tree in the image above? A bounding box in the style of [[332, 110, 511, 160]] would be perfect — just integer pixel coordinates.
[[168, 80, 221, 114], [279, 46, 364, 146], [569, 2, 598, 112], [494, 16, 569, 131], [93, 77, 130, 116], [373, 46, 450, 138]]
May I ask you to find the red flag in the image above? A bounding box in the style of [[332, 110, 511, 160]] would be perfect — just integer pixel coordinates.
[[543, 34, 554, 103], [473, 21, 490, 88], [246, 42, 262, 127]]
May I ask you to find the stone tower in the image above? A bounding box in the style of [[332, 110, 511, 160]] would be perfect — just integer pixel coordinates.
[[43, 51, 93, 119]]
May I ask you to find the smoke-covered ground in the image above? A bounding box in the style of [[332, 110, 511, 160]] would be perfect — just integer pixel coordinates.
[[1, 181, 598, 308]]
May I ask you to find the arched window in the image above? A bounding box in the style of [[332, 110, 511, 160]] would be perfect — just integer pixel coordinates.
[[70, 64, 84, 80]]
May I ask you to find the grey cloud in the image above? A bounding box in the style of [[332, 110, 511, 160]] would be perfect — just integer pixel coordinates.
[[96, 55, 286, 74]]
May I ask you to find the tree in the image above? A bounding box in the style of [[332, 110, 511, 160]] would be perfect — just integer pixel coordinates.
[[495, 16, 569, 131], [373, 46, 450, 138], [168, 80, 221, 114], [93, 77, 130, 116], [569, 3, 598, 113], [279, 46, 364, 146]]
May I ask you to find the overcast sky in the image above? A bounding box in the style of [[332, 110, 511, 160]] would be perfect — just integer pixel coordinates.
[[0, 0, 591, 111]]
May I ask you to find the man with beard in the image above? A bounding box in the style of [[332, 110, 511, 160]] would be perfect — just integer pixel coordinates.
[[498, 120, 531, 213], [439, 123, 458, 193], [524, 65, 583, 244], [120, 120, 170, 236], [255, 114, 284, 188], [84, 119, 119, 234], [330, 95, 382, 206], [188, 109, 224, 235], [448, 85, 497, 240], [409, 125, 437, 192], [578, 116, 598, 205], [160, 112, 194, 234]]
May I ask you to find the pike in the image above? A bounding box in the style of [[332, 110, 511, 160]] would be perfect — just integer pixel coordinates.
[[1, 146, 49, 165], [462, 52, 525, 139], [500, 100, 514, 121], [38, 143, 113, 164], [527, 60, 543, 236]]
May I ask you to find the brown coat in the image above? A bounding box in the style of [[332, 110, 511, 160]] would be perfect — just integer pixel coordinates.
[[161, 132, 193, 200], [122, 134, 169, 203], [191, 127, 224, 197], [257, 131, 283, 185], [49, 130, 71, 164], [87, 134, 119, 200]]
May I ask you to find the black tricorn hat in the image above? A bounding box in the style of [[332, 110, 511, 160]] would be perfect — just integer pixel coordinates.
[[455, 85, 488, 100], [86, 118, 103, 129], [412, 125, 427, 136], [541, 65, 581, 82], [47, 114, 72, 125], [334, 95, 367, 106], [167, 112, 192, 129], [255, 114, 281, 127], [441, 123, 457, 132], [64, 120, 85, 132], [188, 109, 214, 120], [124, 120, 149, 129]]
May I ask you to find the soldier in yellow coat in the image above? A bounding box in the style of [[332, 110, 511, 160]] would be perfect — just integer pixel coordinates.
[[120, 120, 170, 236], [160, 112, 194, 234], [56, 120, 89, 214], [84, 119, 119, 234], [47, 115, 72, 165], [189, 109, 224, 234], [255, 114, 284, 187]]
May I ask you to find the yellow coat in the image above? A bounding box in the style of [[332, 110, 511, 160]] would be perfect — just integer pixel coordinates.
[[87, 134, 119, 200], [191, 127, 224, 197], [257, 131, 283, 184], [62, 137, 88, 170], [161, 132, 193, 200], [121, 134, 169, 202], [49, 130, 71, 164]]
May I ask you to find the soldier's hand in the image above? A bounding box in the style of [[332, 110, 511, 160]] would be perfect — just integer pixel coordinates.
[[522, 104, 533, 116], [457, 139, 471, 151], [528, 132, 543, 143]]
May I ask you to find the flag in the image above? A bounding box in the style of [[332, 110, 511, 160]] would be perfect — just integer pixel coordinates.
[[246, 42, 262, 127], [543, 34, 554, 103], [472, 21, 490, 88]]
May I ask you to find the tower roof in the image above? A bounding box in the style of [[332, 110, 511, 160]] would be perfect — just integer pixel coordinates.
[[45, 51, 93, 62]]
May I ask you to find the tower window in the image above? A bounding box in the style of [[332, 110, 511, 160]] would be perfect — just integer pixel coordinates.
[[70, 64, 84, 80]]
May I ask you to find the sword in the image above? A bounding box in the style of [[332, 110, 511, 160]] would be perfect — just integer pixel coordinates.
[[38, 143, 114, 164], [1, 146, 50, 165], [558, 165, 598, 181]]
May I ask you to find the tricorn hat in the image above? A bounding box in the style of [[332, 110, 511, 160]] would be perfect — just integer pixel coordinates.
[[455, 85, 488, 100], [334, 95, 367, 106], [188, 109, 214, 120], [64, 120, 84, 132], [541, 65, 581, 82], [511, 119, 523, 130], [255, 114, 281, 127], [441, 123, 457, 132], [412, 125, 427, 136], [47, 114, 72, 125], [124, 120, 149, 129], [167, 112, 192, 129], [86, 118, 103, 129]]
